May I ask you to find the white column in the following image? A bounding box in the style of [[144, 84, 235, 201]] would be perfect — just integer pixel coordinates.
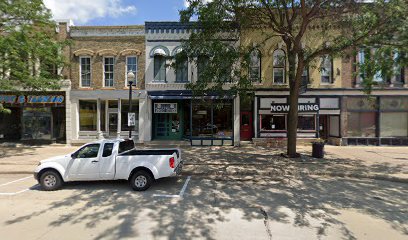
[[254, 96, 258, 139], [233, 95, 240, 146], [96, 98, 103, 139], [144, 97, 152, 141], [138, 95, 147, 143], [117, 98, 121, 138], [64, 87, 72, 145]]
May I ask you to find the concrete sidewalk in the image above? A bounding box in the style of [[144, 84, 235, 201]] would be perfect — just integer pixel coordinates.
[[0, 143, 407, 182]]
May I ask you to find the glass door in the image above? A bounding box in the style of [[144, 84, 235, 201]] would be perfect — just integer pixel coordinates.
[[108, 113, 118, 137]]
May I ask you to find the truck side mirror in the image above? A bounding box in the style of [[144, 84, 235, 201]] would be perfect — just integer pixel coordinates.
[[71, 153, 76, 159]]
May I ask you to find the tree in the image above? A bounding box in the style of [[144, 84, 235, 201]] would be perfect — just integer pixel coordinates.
[[0, 0, 67, 112], [179, 0, 406, 157]]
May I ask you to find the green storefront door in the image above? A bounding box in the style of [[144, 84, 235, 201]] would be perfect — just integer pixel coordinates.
[[153, 102, 183, 140]]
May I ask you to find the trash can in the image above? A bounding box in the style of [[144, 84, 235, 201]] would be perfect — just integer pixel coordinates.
[[312, 142, 325, 158]]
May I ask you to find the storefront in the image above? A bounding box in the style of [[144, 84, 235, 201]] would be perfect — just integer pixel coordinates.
[[254, 95, 341, 145], [148, 91, 236, 146], [0, 93, 66, 143], [70, 90, 144, 143], [343, 96, 408, 145]]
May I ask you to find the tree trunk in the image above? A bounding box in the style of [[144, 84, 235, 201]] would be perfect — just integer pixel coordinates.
[[286, 52, 303, 158]]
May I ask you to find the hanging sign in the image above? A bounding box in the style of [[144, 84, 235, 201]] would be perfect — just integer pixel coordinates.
[[271, 103, 319, 113], [154, 103, 177, 113], [128, 112, 136, 126]]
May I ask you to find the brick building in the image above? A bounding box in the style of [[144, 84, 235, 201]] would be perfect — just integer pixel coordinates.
[[60, 22, 146, 145]]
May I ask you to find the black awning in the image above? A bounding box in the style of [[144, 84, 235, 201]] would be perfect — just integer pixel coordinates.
[[148, 90, 234, 100]]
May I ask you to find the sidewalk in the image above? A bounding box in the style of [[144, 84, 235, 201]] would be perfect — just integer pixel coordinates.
[[0, 143, 407, 183]]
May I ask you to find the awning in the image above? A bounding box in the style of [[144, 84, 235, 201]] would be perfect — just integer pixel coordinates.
[[148, 90, 235, 100]]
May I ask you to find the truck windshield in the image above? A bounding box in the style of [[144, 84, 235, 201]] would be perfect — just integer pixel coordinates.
[[118, 140, 135, 153]]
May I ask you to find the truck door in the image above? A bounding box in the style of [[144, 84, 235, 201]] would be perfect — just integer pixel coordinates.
[[68, 143, 101, 180], [99, 142, 116, 180]]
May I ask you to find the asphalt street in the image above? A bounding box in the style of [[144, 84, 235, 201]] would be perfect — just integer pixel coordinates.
[[0, 173, 406, 240]]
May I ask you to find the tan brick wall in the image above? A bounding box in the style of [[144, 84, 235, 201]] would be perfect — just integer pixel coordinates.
[[341, 49, 355, 88], [70, 36, 145, 90]]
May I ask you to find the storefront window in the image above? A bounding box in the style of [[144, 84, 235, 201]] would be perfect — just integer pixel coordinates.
[[380, 112, 408, 137], [346, 97, 377, 111], [121, 100, 139, 132], [347, 112, 376, 137], [298, 115, 315, 131], [260, 115, 286, 131], [22, 107, 52, 140], [213, 102, 233, 138], [192, 102, 212, 137], [79, 100, 97, 131], [329, 116, 340, 137]]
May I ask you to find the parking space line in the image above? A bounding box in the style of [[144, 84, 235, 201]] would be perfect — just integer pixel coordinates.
[[153, 176, 191, 199], [0, 176, 32, 187], [179, 176, 191, 197], [0, 184, 39, 196]]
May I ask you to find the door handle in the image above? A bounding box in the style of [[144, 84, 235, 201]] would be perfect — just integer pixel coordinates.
[[91, 160, 99, 163]]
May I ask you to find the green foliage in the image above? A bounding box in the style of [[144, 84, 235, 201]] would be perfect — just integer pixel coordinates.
[[0, 0, 68, 92], [179, 0, 406, 95]]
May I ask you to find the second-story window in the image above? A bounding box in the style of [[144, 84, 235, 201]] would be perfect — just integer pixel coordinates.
[[321, 55, 333, 84], [249, 49, 261, 82], [273, 49, 285, 84], [104, 57, 114, 87], [154, 55, 166, 81], [176, 57, 188, 82], [126, 56, 138, 86], [197, 56, 209, 82], [80, 56, 91, 87], [302, 67, 309, 85]]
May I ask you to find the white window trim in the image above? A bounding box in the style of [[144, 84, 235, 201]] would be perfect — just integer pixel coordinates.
[[273, 68, 286, 84], [79, 56, 91, 88], [272, 49, 286, 84], [103, 56, 115, 88], [125, 55, 138, 87]]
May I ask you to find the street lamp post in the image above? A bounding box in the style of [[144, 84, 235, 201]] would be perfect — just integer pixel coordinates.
[[127, 71, 135, 139]]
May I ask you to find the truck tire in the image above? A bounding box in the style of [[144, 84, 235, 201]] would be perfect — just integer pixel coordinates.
[[39, 170, 63, 191], [130, 170, 152, 191]]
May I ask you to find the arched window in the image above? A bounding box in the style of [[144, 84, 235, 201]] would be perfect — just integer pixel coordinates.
[[273, 49, 285, 84], [197, 56, 209, 82], [249, 49, 261, 82], [321, 55, 333, 83], [154, 55, 166, 81], [173, 47, 188, 83]]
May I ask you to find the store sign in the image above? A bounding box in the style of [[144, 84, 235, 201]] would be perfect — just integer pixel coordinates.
[[154, 103, 177, 113], [128, 113, 136, 126], [271, 103, 319, 113], [0, 95, 64, 104]]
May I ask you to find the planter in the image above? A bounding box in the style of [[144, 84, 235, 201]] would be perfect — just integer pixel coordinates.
[[312, 142, 325, 158]]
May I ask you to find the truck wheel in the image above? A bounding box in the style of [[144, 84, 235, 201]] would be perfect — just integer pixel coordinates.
[[39, 170, 63, 191], [130, 170, 152, 191]]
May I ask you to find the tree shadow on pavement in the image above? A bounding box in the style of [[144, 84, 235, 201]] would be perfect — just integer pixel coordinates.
[[1, 145, 407, 239]]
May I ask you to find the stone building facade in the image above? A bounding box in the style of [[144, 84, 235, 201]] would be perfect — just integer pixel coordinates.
[[61, 23, 146, 145]]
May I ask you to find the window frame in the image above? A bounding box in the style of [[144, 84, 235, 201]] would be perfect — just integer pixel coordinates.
[[259, 114, 287, 132], [175, 57, 189, 83], [320, 55, 333, 84], [272, 49, 286, 84], [249, 49, 261, 82], [125, 55, 138, 87], [103, 56, 115, 88], [79, 56, 91, 88], [153, 55, 166, 82]]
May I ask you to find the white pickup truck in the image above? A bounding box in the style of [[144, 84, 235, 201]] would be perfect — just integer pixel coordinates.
[[34, 139, 182, 191]]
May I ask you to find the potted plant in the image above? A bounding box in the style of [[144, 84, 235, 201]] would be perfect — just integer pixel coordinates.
[[312, 138, 325, 158]]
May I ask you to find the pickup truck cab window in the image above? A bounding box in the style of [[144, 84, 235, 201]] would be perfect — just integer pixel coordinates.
[[76, 144, 100, 158], [102, 143, 114, 157]]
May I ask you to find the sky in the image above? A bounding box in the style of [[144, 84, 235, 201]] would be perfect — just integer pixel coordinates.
[[43, 0, 191, 26]]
